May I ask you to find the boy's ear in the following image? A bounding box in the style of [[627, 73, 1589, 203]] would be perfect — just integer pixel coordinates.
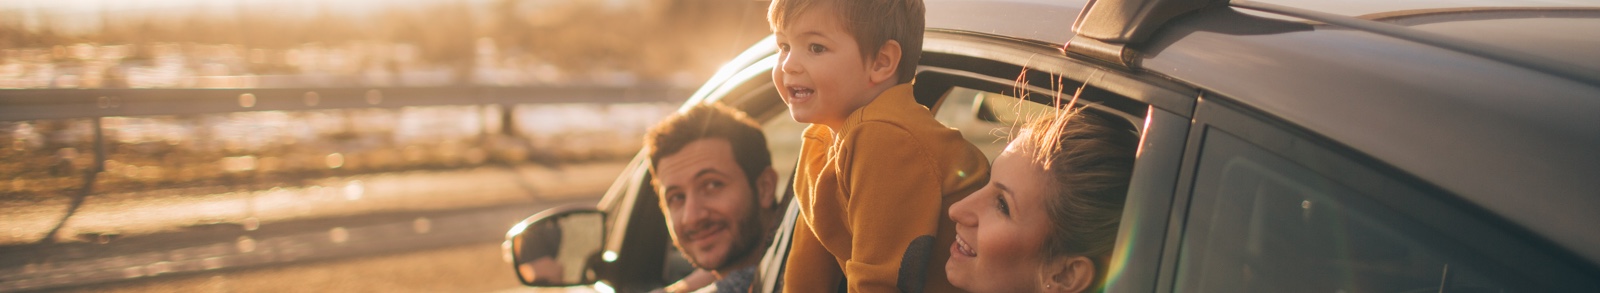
[[868, 40, 902, 85], [1039, 255, 1096, 293]]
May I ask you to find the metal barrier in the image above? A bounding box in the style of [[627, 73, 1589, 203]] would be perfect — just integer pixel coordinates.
[[0, 85, 687, 291], [0, 85, 688, 199]]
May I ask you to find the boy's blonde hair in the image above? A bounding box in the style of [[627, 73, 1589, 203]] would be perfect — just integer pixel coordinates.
[[769, 0, 925, 84]]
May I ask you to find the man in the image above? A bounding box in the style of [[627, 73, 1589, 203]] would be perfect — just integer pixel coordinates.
[[646, 103, 781, 293]]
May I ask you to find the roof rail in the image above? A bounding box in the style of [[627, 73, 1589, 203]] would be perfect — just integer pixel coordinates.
[[1066, 0, 1228, 69], [1358, 6, 1600, 26], [1231, 0, 1600, 87]]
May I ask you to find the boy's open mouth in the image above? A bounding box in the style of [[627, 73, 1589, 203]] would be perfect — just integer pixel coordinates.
[[788, 86, 815, 100]]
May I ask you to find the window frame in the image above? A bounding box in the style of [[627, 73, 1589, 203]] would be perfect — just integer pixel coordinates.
[[1103, 106, 1190, 293]]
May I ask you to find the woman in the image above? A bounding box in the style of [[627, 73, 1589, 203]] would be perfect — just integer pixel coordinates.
[[945, 108, 1138, 293]]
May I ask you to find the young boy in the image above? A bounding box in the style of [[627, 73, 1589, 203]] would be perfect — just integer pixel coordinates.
[[769, 0, 990, 292]]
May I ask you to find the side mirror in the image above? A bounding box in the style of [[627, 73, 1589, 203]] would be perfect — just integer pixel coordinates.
[[972, 91, 1002, 123], [503, 206, 605, 287]]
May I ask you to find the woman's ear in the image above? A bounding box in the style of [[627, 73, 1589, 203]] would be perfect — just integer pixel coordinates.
[[869, 40, 902, 85], [1039, 255, 1096, 293]]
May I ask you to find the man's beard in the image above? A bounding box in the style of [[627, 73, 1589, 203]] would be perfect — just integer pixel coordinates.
[[685, 200, 765, 270]]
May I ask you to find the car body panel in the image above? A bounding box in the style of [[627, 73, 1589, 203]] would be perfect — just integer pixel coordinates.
[[1406, 15, 1600, 72], [1137, 6, 1600, 264]]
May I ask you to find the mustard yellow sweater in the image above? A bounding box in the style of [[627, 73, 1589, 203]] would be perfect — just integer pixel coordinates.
[[783, 84, 991, 293]]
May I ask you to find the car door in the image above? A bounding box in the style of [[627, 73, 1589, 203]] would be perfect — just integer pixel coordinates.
[[1128, 95, 1600, 292]]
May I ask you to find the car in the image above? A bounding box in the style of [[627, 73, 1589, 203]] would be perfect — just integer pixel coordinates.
[[504, 0, 1600, 292]]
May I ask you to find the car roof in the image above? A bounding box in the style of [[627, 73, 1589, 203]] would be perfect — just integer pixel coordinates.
[[1379, 9, 1600, 73], [925, 0, 1600, 264], [926, 0, 1084, 45]]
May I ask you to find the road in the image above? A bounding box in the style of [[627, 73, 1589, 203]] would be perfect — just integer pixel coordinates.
[[57, 242, 592, 293], [0, 161, 627, 292]]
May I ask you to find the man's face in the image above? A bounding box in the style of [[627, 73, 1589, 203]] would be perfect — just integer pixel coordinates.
[[655, 138, 766, 270], [772, 3, 879, 129]]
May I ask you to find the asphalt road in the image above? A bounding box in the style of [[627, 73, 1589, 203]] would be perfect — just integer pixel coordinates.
[[53, 241, 592, 293]]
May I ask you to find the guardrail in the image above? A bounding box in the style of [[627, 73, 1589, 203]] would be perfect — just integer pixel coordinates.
[[0, 85, 694, 121], [0, 85, 685, 291], [0, 85, 681, 201]]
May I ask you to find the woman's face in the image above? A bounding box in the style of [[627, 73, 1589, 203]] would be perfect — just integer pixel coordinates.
[[946, 139, 1056, 292]]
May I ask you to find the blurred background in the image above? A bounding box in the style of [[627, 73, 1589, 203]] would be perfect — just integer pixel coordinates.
[[0, 0, 770, 88], [0, 0, 771, 292]]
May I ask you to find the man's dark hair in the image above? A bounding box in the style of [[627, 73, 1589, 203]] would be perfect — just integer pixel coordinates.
[[646, 103, 772, 190]]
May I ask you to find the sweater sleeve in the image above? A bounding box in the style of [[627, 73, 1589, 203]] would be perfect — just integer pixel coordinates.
[[840, 122, 944, 292]]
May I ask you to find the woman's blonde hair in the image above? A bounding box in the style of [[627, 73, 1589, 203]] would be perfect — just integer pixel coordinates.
[[1017, 107, 1137, 290]]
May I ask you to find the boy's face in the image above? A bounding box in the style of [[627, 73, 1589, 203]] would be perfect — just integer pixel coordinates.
[[772, 4, 879, 129]]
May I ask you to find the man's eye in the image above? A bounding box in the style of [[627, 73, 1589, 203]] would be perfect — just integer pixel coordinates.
[[808, 44, 826, 53], [666, 193, 685, 205], [704, 181, 724, 191]]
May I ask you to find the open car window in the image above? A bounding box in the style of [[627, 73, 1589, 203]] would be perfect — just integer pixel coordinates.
[[933, 86, 1050, 160], [762, 110, 809, 200]]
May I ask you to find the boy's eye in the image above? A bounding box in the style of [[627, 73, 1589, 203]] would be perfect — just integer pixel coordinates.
[[996, 194, 1011, 217], [808, 44, 826, 54], [778, 43, 791, 52]]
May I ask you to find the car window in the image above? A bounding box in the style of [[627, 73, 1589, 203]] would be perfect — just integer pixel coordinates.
[[1174, 129, 1513, 293], [932, 86, 1055, 160], [762, 109, 809, 195]]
